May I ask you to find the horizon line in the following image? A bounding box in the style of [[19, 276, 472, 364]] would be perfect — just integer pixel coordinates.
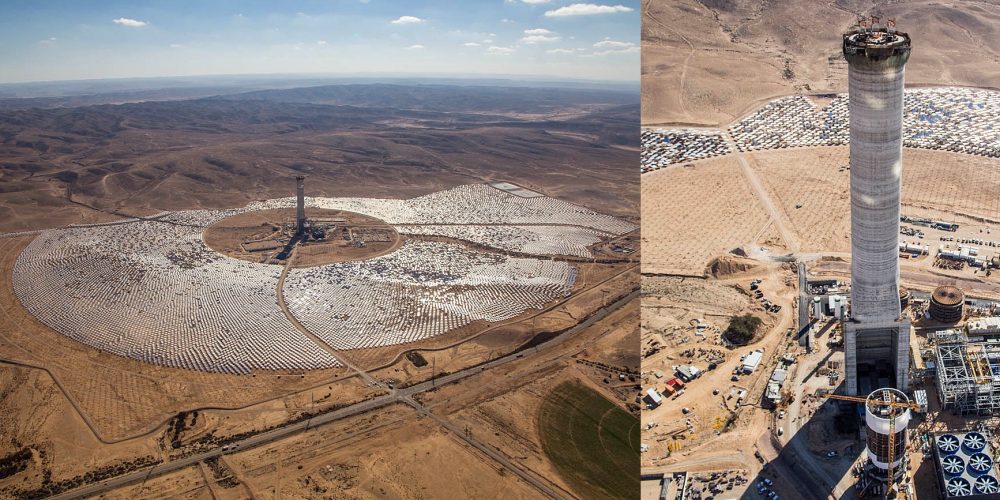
[[0, 70, 640, 88]]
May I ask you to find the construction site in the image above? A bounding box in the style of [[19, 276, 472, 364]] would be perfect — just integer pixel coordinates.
[[642, 15, 1000, 500]]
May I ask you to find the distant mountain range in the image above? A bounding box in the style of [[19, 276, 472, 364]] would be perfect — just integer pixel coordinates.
[[0, 81, 638, 232]]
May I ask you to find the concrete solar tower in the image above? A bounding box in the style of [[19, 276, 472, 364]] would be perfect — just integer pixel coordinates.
[[842, 20, 912, 395], [295, 175, 306, 233]]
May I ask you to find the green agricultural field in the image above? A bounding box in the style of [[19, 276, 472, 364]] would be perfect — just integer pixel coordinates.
[[538, 380, 640, 499]]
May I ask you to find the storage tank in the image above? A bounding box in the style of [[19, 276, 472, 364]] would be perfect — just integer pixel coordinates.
[[899, 286, 910, 311], [865, 388, 911, 481], [930, 286, 964, 323], [813, 296, 823, 318]]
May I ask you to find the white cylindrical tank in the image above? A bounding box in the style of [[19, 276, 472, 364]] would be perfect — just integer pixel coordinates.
[[813, 296, 823, 318]]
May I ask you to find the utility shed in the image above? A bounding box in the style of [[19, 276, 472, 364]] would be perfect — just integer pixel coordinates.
[[742, 351, 763, 374], [644, 388, 663, 408], [676, 365, 700, 381]]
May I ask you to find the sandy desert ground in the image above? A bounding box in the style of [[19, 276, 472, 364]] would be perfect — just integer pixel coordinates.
[[641, 156, 772, 275], [642, 0, 1000, 126]]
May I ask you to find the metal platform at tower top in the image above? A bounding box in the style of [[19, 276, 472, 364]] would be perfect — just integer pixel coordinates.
[[843, 17, 911, 62]]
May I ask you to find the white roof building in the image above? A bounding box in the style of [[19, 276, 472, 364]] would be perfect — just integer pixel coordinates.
[[967, 317, 1000, 336], [742, 350, 764, 373], [645, 388, 663, 406]]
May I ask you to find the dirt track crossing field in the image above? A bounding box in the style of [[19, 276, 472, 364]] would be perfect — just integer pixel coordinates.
[[641, 156, 771, 275]]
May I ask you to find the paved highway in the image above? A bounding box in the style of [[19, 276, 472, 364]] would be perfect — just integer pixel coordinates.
[[50, 288, 638, 500]]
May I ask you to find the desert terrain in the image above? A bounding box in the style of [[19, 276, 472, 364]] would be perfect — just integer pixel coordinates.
[[0, 81, 639, 499], [642, 0, 1000, 126], [0, 84, 638, 233]]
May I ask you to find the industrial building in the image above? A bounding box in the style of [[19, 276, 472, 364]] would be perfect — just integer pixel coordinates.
[[935, 341, 1000, 415], [764, 354, 795, 406], [930, 430, 1000, 498], [967, 317, 1000, 339], [763, 367, 787, 407], [898, 242, 928, 255], [841, 24, 912, 395], [937, 245, 990, 269], [675, 364, 700, 382]]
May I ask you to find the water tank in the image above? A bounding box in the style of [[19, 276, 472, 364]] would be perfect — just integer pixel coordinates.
[[930, 286, 964, 323], [865, 388, 910, 480]]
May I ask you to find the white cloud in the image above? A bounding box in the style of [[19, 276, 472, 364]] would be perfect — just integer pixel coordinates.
[[317, 40, 328, 45], [517, 0, 552, 3], [523, 28, 553, 35], [405, 44, 425, 50], [594, 40, 633, 49], [520, 35, 560, 44], [482, 38, 493, 43], [546, 48, 575, 54], [169, 43, 184, 48], [592, 46, 639, 55], [589, 40, 638, 55], [360, 0, 371, 3], [112, 17, 147, 27], [487, 46, 516, 55], [544, 4, 633, 17], [391, 15, 424, 25], [464, 42, 481, 47], [39, 37, 57, 44]]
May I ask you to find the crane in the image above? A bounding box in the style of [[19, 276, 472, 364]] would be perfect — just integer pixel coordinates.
[[823, 392, 920, 498]]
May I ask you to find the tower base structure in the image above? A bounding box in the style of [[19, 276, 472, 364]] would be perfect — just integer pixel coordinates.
[[295, 176, 306, 233], [845, 319, 911, 395]]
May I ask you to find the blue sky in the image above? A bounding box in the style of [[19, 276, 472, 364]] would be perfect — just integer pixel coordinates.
[[0, 0, 640, 84]]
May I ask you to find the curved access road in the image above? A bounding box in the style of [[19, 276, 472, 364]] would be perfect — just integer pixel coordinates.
[[48, 288, 638, 500]]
